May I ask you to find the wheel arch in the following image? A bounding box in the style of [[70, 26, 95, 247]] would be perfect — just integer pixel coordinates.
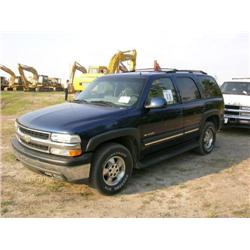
[[86, 128, 141, 161], [200, 110, 221, 131]]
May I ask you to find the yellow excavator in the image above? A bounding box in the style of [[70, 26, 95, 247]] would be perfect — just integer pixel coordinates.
[[71, 49, 137, 92], [18, 64, 51, 91], [69, 61, 87, 93], [0, 64, 23, 90]]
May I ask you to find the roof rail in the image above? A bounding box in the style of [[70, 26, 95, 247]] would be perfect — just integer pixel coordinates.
[[135, 68, 177, 72], [174, 69, 207, 74], [134, 68, 207, 74]]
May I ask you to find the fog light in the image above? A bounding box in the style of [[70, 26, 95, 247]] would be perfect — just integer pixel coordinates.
[[50, 148, 82, 157]]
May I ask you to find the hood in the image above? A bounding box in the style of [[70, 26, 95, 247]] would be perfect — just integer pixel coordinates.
[[18, 102, 127, 133], [223, 94, 250, 107]]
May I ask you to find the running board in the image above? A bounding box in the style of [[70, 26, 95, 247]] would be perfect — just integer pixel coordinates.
[[135, 141, 199, 169]]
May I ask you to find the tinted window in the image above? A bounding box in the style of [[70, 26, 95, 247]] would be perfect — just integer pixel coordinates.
[[198, 76, 222, 98], [147, 78, 178, 105], [175, 77, 200, 102]]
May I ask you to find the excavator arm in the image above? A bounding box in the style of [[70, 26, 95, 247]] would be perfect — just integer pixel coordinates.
[[0, 64, 16, 87], [18, 63, 39, 89], [108, 50, 137, 74], [69, 61, 87, 91]]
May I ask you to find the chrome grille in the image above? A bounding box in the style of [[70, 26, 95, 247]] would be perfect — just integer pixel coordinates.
[[225, 105, 240, 110], [15, 123, 81, 154], [224, 105, 250, 120], [19, 137, 49, 151], [19, 126, 49, 140], [16, 124, 51, 153]]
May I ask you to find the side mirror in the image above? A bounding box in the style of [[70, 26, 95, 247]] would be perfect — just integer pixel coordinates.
[[145, 97, 167, 109]]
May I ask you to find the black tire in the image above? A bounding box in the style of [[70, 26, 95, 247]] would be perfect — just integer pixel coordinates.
[[196, 121, 216, 155], [90, 143, 133, 195]]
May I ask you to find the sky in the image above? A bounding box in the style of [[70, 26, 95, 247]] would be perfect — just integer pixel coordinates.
[[0, 0, 250, 85]]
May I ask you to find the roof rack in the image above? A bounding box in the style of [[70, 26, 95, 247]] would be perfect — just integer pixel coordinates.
[[135, 68, 177, 72], [174, 69, 207, 75], [135, 68, 207, 74]]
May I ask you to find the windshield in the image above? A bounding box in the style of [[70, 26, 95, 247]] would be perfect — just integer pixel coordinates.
[[221, 81, 250, 95], [75, 77, 145, 107]]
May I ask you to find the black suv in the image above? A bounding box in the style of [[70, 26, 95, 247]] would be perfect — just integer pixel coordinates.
[[12, 70, 224, 195]]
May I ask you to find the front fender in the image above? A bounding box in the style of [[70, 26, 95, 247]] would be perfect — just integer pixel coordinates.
[[85, 128, 141, 152]]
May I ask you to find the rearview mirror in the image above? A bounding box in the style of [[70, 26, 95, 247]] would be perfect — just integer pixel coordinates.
[[145, 97, 167, 109]]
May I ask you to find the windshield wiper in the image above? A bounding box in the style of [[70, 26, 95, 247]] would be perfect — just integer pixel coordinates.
[[89, 100, 118, 107], [72, 99, 89, 103]]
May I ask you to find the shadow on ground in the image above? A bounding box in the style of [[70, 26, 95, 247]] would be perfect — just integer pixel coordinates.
[[121, 128, 250, 195]]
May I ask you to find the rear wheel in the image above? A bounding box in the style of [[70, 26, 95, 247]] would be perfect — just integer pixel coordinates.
[[196, 121, 216, 155], [90, 143, 133, 195]]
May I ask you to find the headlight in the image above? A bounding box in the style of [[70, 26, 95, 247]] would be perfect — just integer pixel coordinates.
[[50, 148, 82, 157], [51, 133, 81, 143]]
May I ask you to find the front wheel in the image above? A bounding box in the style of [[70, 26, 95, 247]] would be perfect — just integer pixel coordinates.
[[196, 121, 216, 155], [90, 143, 133, 195]]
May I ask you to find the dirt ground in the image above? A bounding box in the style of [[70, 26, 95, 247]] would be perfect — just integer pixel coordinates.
[[1, 92, 250, 217]]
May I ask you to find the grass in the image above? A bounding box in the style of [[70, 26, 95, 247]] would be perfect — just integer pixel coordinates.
[[1, 92, 65, 115], [232, 205, 250, 218], [207, 210, 219, 218], [1, 208, 8, 215], [80, 190, 94, 199], [1, 200, 15, 207], [46, 181, 66, 192], [2, 152, 17, 163]]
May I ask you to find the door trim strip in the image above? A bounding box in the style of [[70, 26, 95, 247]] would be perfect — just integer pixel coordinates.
[[184, 128, 199, 134], [144, 128, 199, 147]]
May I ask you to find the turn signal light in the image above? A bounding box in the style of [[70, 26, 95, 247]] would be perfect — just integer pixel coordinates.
[[68, 149, 82, 157], [50, 148, 82, 157]]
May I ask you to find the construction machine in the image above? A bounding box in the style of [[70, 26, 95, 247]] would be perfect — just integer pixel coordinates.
[[0, 76, 8, 90], [69, 61, 87, 93], [72, 49, 137, 92], [18, 64, 51, 91], [0, 64, 23, 90], [48, 77, 63, 91]]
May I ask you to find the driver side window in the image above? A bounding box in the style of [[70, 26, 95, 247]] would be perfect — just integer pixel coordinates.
[[147, 78, 178, 105]]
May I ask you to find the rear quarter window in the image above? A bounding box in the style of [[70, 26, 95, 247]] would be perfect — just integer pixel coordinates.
[[198, 76, 222, 98]]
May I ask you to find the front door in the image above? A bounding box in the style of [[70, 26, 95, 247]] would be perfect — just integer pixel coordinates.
[[139, 77, 183, 153]]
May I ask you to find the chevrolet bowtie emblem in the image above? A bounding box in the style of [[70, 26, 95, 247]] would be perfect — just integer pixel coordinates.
[[23, 134, 31, 143]]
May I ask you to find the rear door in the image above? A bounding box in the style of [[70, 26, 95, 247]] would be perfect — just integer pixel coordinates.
[[174, 76, 204, 134]]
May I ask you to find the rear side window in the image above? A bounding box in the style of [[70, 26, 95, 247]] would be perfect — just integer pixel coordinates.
[[175, 77, 200, 102], [198, 76, 222, 98]]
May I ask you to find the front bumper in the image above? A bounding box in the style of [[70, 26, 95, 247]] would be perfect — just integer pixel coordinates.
[[224, 115, 250, 128], [12, 138, 92, 181]]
